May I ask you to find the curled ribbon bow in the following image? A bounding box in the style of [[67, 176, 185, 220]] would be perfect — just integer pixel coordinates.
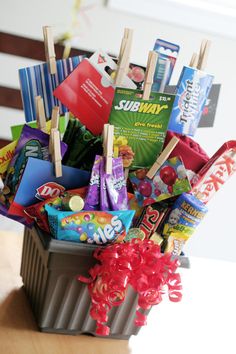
[[78, 239, 182, 335]]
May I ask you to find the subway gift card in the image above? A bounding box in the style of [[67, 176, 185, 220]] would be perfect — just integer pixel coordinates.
[[109, 88, 175, 169]]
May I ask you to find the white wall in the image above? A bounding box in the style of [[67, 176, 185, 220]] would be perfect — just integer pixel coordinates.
[[0, 0, 236, 261]]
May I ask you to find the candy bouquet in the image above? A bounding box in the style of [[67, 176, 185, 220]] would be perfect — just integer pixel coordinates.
[[1, 27, 236, 337]]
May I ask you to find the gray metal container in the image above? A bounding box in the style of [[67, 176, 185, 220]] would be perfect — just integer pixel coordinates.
[[20, 227, 190, 338]]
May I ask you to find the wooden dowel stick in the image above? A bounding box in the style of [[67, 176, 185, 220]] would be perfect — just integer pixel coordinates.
[[146, 136, 179, 179]]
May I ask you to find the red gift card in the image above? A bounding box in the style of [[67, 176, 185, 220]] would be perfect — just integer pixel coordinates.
[[54, 58, 114, 135]]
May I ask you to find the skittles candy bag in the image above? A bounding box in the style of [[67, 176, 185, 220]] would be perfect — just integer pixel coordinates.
[[45, 205, 135, 244]]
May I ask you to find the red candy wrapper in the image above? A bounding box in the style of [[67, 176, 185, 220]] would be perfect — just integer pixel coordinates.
[[192, 140, 236, 203], [78, 239, 182, 335], [24, 187, 88, 233]]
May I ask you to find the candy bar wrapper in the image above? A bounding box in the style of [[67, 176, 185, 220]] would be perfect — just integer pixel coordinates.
[[109, 88, 175, 169], [45, 205, 135, 244], [134, 202, 170, 239], [84, 155, 102, 211], [152, 39, 180, 92], [7, 158, 90, 222], [191, 140, 236, 204], [129, 156, 191, 207], [162, 193, 208, 241], [19, 56, 85, 122], [62, 118, 103, 171], [100, 158, 110, 211], [163, 233, 189, 256], [2, 125, 67, 206], [168, 66, 214, 136], [24, 187, 88, 233], [106, 157, 128, 211]]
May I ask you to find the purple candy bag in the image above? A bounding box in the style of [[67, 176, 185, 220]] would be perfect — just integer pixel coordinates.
[[106, 157, 128, 210], [4, 125, 67, 202], [84, 155, 102, 211], [100, 157, 110, 211]]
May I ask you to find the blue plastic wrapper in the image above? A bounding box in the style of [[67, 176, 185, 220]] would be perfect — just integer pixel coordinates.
[[45, 205, 135, 244], [168, 66, 214, 136]]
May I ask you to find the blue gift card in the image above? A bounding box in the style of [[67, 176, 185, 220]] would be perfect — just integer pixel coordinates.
[[8, 157, 90, 220]]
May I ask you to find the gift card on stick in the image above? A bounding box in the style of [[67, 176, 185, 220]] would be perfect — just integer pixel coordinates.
[[54, 50, 136, 136], [8, 157, 90, 221]]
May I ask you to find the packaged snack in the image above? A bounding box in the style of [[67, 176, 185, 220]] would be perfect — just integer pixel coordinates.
[[105, 157, 128, 210], [45, 205, 135, 244], [164, 233, 189, 256], [162, 192, 208, 238], [62, 118, 103, 171], [10, 116, 67, 140], [0, 140, 17, 175], [129, 156, 191, 206], [168, 66, 214, 136], [134, 202, 169, 239], [7, 157, 90, 221], [152, 39, 180, 92], [109, 88, 175, 169], [84, 155, 102, 211], [24, 187, 88, 233], [191, 141, 236, 204], [54, 51, 136, 136], [100, 157, 110, 211], [19, 55, 85, 122], [3, 125, 67, 204]]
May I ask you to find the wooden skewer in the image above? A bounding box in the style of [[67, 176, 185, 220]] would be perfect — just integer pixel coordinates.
[[51, 106, 59, 130], [142, 51, 158, 100], [146, 136, 179, 179], [115, 28, 133, 87], [197, 39, 211, 71], [52, 129, 62, 178], [43, 26, 56, 74], [103, 124, 114, 174], [35, 96, 47, 132], [199, 40, 211, 71], [189, 52, 199, 68]]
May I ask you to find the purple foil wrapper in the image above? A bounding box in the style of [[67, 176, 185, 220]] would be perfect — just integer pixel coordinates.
[[106, 157, 128, 210], [100, 158, 110, 211], [4, 125, 67, 198], [84, 155, 102, 211]]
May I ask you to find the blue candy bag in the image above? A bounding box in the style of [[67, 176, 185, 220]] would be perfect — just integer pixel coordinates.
[[45, 205, 135, 244]]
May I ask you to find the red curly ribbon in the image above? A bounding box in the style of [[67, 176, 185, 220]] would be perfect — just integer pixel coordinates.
[[78, 239, 182, 335]]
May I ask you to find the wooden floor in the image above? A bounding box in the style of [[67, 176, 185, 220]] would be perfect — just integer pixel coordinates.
[[0, 231, 130, 354]]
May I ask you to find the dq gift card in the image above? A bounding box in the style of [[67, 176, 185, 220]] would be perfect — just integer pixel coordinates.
[[8, 157, 90, 221]]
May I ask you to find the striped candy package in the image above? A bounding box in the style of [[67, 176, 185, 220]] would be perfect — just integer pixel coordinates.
[[19, 55, 85, 122]]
